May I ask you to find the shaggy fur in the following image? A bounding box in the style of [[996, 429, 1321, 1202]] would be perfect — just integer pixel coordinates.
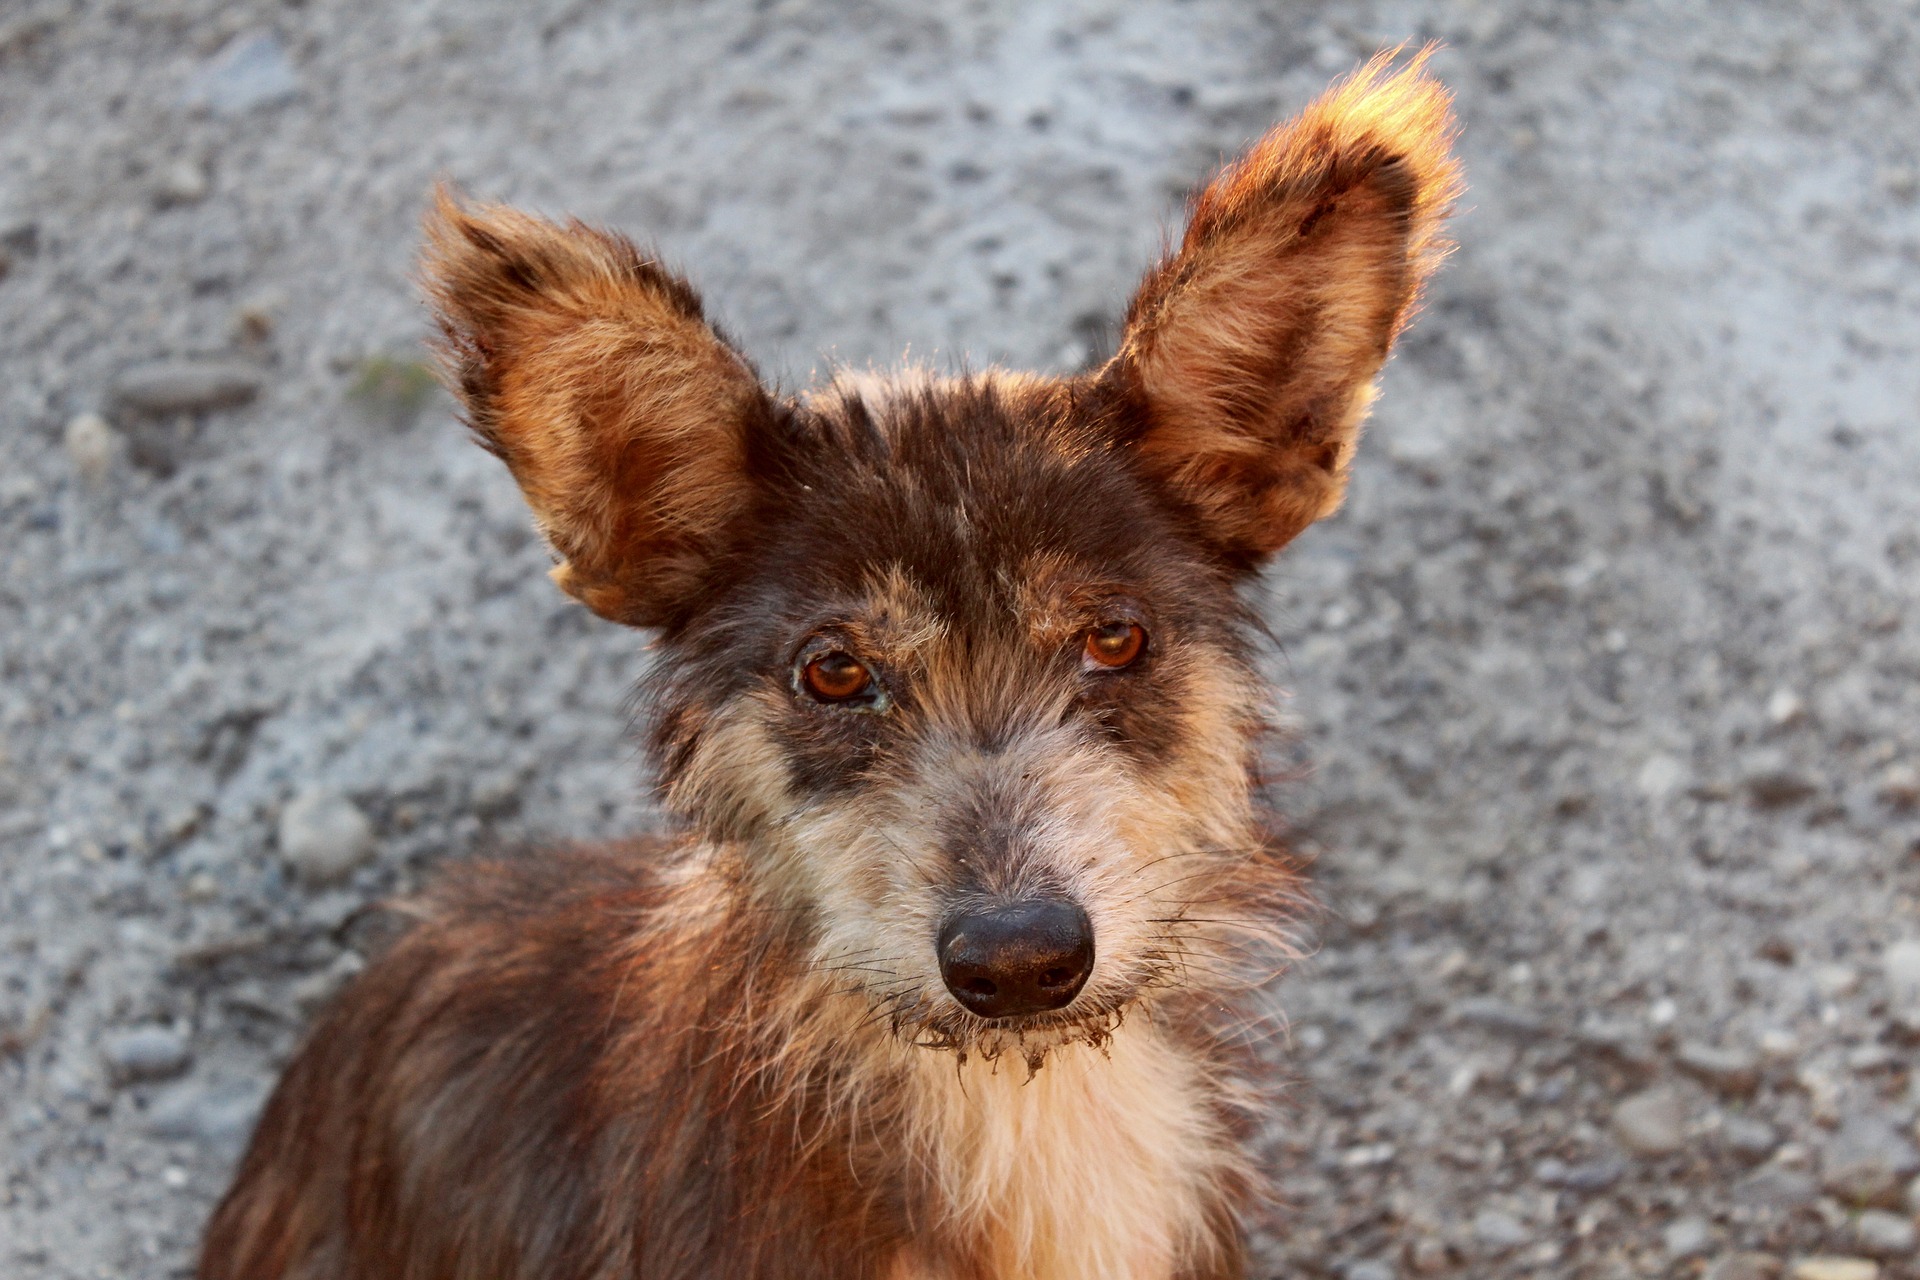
[[201, 53, 1459, 1280]]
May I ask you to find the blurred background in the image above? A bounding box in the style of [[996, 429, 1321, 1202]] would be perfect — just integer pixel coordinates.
[[2, 2, 1918, 1277]]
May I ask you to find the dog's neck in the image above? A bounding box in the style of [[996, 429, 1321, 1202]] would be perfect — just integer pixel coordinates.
[[893, 1024, 1236, 1280]]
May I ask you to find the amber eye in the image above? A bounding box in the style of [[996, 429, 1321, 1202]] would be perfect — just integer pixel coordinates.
[[1083, 621, 1147, 670], [800, 651, 874, 702]]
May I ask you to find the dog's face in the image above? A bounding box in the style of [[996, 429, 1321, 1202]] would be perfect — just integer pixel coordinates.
[[422, 58, 1459, 1062]]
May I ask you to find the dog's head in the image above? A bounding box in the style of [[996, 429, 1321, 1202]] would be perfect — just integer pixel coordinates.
[[422, 57, 1458, 1063]]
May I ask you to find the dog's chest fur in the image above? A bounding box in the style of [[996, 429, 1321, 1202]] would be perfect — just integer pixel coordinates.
[[892, 1024, 1228, 1280]]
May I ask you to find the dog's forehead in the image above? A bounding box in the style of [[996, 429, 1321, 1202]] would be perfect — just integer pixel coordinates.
[[775, 370, 1160, 623]]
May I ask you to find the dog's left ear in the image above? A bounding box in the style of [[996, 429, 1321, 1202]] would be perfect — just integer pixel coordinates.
[[1109, 52, 1462, 565]]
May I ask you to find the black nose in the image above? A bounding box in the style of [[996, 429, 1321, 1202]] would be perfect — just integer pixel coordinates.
[[937, 899, 1094, 1019]]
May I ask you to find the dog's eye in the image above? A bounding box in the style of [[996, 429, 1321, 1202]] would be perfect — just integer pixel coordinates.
[[799, 651, 874, 702], [1083, 621, 1146, 670]]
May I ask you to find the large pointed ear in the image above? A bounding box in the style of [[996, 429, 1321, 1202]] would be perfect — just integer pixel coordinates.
[[1110, 52, 1462, 564], [419, 187, 773, 627]]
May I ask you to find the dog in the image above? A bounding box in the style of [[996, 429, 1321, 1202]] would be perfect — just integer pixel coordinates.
[[199, 54, 1459, 1280]]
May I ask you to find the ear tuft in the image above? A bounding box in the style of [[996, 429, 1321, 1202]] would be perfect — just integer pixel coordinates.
[[419, 185, 769, 627], [1115, 49, 1463, 563]]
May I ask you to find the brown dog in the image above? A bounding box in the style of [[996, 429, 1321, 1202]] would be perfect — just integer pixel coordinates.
[[200, 55, 1458, 1280]]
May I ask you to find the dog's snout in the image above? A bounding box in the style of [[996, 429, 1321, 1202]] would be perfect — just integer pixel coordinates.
[[936, 899, 1094, 1019]]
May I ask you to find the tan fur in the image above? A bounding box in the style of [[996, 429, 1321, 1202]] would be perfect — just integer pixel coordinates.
[[420, 187, 769, 626], [1117, 50, 1462, 558]]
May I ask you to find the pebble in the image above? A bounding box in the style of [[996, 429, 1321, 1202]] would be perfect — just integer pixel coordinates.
[[1665, 1216, 1714, 1259], [145, 1077, 268, 1152], [1846, 1043, 1896, 1073], [1882, 940, 1920, 1032], [1452, 996, 1546, 1038], [278, 789, 374, 887], [1822, 1116, 1919, 1208], [100, 1025, 191, 1083], [1788, 1259, 1878, 1280], [1721, 1115, 1781, 1162], [1745, 752, 1818, 807], [1612, 1086, 1688, 1157], [1676, 1040, 1761, 1096], [111, 359, 261, 415], [1877, 766, 1920, 810], [1471, 1209, 1529, 1251], [1851, 1210, 1916, 1258], [154, 158, 210, 206], [1536, 1157, 1625, 1191], [1574, 1019, 1660, 1079], [185, 31, 299, 115], [1732, 1165, 1819, 1210], [63, 412, 120, 483], [1813, 965, 1861, 999], [1407, 1239, 1449, 1274], [1766, 688, 1806, 727], [1345, 1262, 1397, 1280], [1706, 1253, 1784, 1280]]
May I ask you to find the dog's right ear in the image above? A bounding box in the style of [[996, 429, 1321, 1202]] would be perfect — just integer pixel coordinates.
[[1107, 53, 1461, 567], [420, 187, 771, 628]]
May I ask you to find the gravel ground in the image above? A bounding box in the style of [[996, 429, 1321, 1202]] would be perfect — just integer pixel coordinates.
[[3, 2, 1919, 1277]]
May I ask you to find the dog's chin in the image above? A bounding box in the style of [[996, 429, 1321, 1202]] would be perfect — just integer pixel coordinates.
[[884, 989, 1141, 1071]]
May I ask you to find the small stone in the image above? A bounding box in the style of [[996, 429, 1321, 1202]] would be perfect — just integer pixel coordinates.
[[1666, 1216, 1714, 1259], [1733, 1166, 1819, 1210], [1788, 1259, 1878, 1280], [1852, 1210, 1916, 1258], [1345, 1262, 1397, 1280], [1873, 940, 1920, 1043], [1878, 766, 1920, 811], [1638, 753, 1688, 798], [1814, 965, 1861, 999], [1846, 1044, 1896, 1073], [289, 951, 365, 1015], [1453, 996, 1546, 1037], [1612, 1086, 1688, 1157], [1471, 1209, 1528, 1251], [100, 1025, 191, 1083], [145, 1077, 268, 1152], [185, 32, 299, 115], [1882, 939, 1920, 1003], [1407, 1239, 1450, 1274], [1677, 1041, 1761, 1096], [154, 158, 210, 206], [277, 789, 374, 887], [112, 359, 261, 415], [1560, 1158, 1627, 1192], [1706, 1255, 1784, 1280], [1766, 688, 1806, 727], [1823, 1116, 1920, 1208], [1721, 1115, 1780, 1162], [232, 297, 278, 343], [1575, 1019, 1660, 1078], [1746, 752, 1818, 807], [63, 412, 121, 483]]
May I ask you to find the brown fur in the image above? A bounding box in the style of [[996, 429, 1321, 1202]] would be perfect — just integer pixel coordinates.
[[1119, 51, 1461, 562], [419, 192, 774, 627], [202, 56, 1459, 1280]]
